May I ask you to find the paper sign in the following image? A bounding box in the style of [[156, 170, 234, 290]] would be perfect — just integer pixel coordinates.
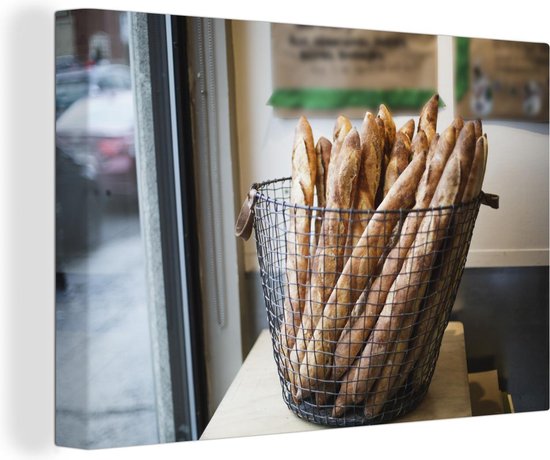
[[455, 38, 549, 122], [269, 23, 438, 117]]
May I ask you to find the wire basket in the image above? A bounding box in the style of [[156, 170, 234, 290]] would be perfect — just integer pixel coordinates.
[[237, 176, 498, 427]]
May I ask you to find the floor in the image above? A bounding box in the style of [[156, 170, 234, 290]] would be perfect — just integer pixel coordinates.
[[243, 266, 549, 414]]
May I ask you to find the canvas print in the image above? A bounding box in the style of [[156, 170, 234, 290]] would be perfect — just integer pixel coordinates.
[[55, 8, 549, 450]]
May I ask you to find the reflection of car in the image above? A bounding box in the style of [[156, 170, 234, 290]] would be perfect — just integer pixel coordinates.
[[55, 64, 132, 118], [56, 146, 103, 262], [55, 55, 80, 73], [56, 90, 137, 198]]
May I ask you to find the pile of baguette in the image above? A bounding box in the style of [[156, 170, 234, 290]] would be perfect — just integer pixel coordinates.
[[279, 94, 489, 420]]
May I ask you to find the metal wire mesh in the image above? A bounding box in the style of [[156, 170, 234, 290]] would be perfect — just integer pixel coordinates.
[[250, 176, 483, 427]]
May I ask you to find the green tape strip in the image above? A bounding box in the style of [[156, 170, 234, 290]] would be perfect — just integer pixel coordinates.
[[267, 88, 444, 110], [455, 37, 470, 102]]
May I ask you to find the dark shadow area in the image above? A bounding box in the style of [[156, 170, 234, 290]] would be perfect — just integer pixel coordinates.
[[469, 381, 504, 416], [451, 266, 549, 413]]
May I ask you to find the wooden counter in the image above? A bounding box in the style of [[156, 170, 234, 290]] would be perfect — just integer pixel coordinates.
[[200, 321, 471, 440]]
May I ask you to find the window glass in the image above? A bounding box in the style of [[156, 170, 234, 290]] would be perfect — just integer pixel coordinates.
[[55, 9, 159, 449]]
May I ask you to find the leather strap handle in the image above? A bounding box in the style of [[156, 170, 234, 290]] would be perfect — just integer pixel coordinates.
[[235, 187, 258, 241]]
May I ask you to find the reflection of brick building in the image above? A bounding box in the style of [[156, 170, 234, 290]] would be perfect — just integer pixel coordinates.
[[55, 9, 129, 66]]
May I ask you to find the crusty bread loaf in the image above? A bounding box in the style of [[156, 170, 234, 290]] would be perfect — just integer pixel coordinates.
[[426, 133, 440, 164], [331, 123, 456, 381], [295, 149, 427, 396], [280, 117, 317, 356], [375, 116, 386, 150], [411, 129, 429, 161], [453, 121, 477, 201], [358, 112, 385, 210], [321, 137, 332, 190], [333, 152, 462, 416], [315, 137, 331, 206], [383, 131, 412, 196], [363, 315, 414, 418], [365, 135, 483, 409], [345, 112, 385, 254], [473, 119, 483, 140], [390, 124, 481, 396], [418, 93, 439, 145], [289, 129, 361, 396], [376, 105, 396, 207], [398, 118, 415, 141], [364, 331, 405, 418], [377, 104, 396, 157], [313, 137, 332, 248], [332, 115, 352, 156], [463, 135, 487, 202], [452, 115, 465, 134]]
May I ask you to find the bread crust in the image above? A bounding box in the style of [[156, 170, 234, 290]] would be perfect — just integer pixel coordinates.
[[332, 115, 353, 157], [296, 149, 427, 395], [313, 137, 332, 248], [289, 129, 361, 396], [331, 123, 456, 381], [389, 123, 482, 397], [398, 118, 415, 141], [280, 117, 317, 355], [333, 152, 461, 416], [346, 112, 385, 250], [377, 104, 396, 157], [418, 93, 439, 145], [411, 129, 429, 162], [383, 132, 412, 196]]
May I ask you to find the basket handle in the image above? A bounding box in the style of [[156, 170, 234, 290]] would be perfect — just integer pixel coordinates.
[[235, 187, 258, 241], [481, 192, 499, 209]]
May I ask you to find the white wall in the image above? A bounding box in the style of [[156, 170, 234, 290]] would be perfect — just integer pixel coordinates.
[[232, 21, 549, 271]]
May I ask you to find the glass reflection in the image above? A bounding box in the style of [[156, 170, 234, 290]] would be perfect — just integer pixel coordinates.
[[55, 9, 159, 449]]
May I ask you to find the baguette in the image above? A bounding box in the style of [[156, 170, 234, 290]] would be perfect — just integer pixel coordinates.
[[280, 117, 317, 356], [378, 104, 396, 157], [473, 119, 483, 140], [453, 121, 477, 203], [363, 319, 413, 418], [383, 132, 412, 196], [333, 152, 462, 416], [366, 134, 483, 408], [376, 105, 396, 207], [411, 129, 429, 161], [321, 137, 332, 190], [345, 113, 385, 252], [375, 116, 386, 150], [331, 123, 456, 381], [313, 137, 332, 248], [295, 149, 427, 395], [452, 115, 465, 134], [289, 129, 361, 395], [332, 115, 352, 156], [463, 135, 487, 202], [315, 380, 339, 406], [389, 124, 481, 395], [418, 93, 439, 145], [398, 119, 415, 141]]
